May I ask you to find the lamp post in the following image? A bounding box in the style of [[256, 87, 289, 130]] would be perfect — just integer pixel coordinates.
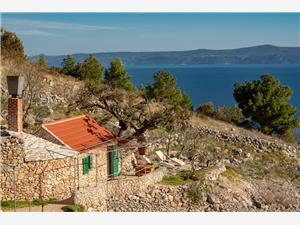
[[7, 76, 24, 97], [6, 76, 25, 132]]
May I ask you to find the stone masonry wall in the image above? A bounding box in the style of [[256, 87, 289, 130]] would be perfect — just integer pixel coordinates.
[[74, 167, 168, 211], [73, 185, 107, 212], [77, 146, 108, 190], [0, 136, 77, 200]]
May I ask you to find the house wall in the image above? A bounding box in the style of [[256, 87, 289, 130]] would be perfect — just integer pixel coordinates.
[[0, 136, 77, 201], [36, 127, 113, 188], [77, 146, 109, 189]]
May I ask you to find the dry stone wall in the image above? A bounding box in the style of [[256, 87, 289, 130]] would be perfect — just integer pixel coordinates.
[[106, 184, 193, 212], [147, 125, 300, 156], [74, 185, 107, 212], [74, 167, 168, 211], [196, 126, 300, 155], [0, 135, 77, 201]]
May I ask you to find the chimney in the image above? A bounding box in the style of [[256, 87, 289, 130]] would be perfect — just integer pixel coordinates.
[[7, 76, 24, 132]]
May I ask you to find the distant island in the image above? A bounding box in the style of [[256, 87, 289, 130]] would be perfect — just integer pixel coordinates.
[[34, 45, 300, 67]]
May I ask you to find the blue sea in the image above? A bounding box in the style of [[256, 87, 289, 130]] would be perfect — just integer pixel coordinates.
[[128, 64, 300, 116]]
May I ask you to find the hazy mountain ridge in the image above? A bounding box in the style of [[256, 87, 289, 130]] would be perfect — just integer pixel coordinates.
[[35, 45, 300, 67]]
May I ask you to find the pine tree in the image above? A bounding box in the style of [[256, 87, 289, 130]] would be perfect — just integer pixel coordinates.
[[61, 55, 76, 76], [104, 58, 135, 90], [145, 70, 192, 110], [1, 28, 25, 62], [75, 54, 104, 82], [233, 74, 300, 135]]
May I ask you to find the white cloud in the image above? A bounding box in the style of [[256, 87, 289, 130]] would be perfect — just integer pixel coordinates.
[[3, 18, 125, 31], [17, 30, 57, 36]]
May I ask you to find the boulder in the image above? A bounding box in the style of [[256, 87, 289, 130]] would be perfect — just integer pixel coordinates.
[[207, 194, 220, 205]]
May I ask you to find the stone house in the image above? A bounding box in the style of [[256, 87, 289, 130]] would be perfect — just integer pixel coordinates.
[[1, 81, 117, 202], [36, 114, 117, 189]]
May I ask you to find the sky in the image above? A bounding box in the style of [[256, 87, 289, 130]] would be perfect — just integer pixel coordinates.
[[1, 13, 300, 56]]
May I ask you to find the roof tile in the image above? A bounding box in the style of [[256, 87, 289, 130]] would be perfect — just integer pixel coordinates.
[[43, 114, 114, 152]]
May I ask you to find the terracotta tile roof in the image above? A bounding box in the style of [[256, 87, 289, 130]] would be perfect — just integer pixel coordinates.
[[43, 114, 115, 152]]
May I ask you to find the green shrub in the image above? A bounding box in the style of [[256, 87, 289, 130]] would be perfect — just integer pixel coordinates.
[[162, 170, 195, 185], [33, 104, 51, 119], [187, 181, 211, 205], [162, 174, 187, 185], [196, 102, 245, 125], [221, 166, 239, 181], [187, 183, 203, 204], [61, 204, 85, 212], [215, 106, 245, 124], [196, 102, 215, 117]]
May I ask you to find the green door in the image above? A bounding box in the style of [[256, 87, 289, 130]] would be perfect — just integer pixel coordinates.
[[108, 144, 119, 178], [112, 144, 118, 177]]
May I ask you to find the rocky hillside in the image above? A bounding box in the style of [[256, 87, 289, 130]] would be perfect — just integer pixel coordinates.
[[1, 60, 84, 129], [108, 126, 300, 212]]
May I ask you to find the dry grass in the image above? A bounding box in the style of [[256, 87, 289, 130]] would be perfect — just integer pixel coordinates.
[[1, 60, 82, 90]]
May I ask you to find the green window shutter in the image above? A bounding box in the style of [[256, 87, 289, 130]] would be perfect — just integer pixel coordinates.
[[112, 150, 118, 177], [82, 157, 89, 175]]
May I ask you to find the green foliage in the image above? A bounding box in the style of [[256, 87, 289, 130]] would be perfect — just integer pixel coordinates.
[[162, 171, 193, 185], [1, 199, 52, 209], [187, 180, 211, 205], [145, 70, 192, 110], [162, 170, 207, 185], [32, 105, 51, 120], [221, 166, 239, 181], [76, 76, 192, 138], [215, 106, 245, 124], [75, 54, 104, 82], [104, 58, 135, 90], [61, 55, 76, 75], [187, 183, 202, 204], [1, 28, 25, 62], [233, 74, 300, 135], [196, 102, 245, 125], [36, 55, 48, 68], [176, 127, 215, 170], [61, 204, 85, 212]]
